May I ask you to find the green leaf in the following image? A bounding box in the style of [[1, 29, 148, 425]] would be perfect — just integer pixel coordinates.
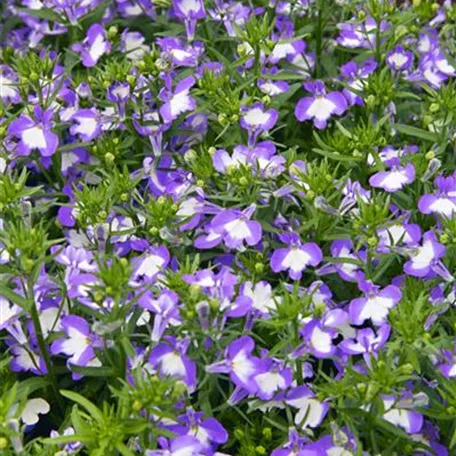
[[0, 285, 30, 310], [70, 365, 115, 378], [393, 124, 439, 143], [16, 7, 63, 23], [60, 390, 104, 422], [42, 434, 95, 445]]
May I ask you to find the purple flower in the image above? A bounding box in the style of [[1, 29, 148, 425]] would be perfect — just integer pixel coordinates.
[[339, 324, 391, 366], [8, 105, 59, 157], [70, 108, 102, 142], [438, 347, 456, 378], [377, 222, 421, 251], [72, 23, 111, 68], [271, 232, 323, 280], [106, 82, 130, 120], [286, 386, 329, 429], [149, 337, 197, 392], [298, 318, 337, 359], [386, 46, 414, 71], [404, 231, 446, 278], [295, 80, 347, 129], [254, 359, 292, 400], [168, 410, 228, 449], [146, 436, 203, 456], [121, 30, 150, 61], [51, 315, 101, 379], [159, 76, 196, 123], [240, 103, 278, 146], [382, 395, 424, 434], [173, 0, 206, 40], [131, 245, 170, 283], [196, 204, 262, 250], [340, 58, 377, 106], [369, 159, 415, 193], [418, 173, 456, 218], [206, 336, 265, 396], [139, 290, 181, 342], [349, 279, 402, 326], [0, 65, 21, 104]]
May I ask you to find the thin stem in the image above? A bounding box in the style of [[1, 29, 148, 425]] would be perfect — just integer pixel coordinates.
[[26, 276, 65, 414], [315, 0, 324, 78]]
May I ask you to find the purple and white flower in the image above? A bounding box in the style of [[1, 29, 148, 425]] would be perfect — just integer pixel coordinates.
[[349, 279, 402, 326], [51, 315, 102, 379], [369, 159, 415, 193], [173, 0, 206, 40], [270, 232, 323, 280], [295, 80, 347, 129], [8, 105, 59, 157], [159, 76, 196, 123], [72, 23, 111, 68], [240, 103, 278, 146], [386, 46, 414, 72], [339, 324, 391, 366], [403, 231, 446, 278], [418, 173, 456, 219], [149, 337, 197, 392]]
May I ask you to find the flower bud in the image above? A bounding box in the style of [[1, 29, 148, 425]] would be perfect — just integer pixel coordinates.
[[108, 26, 118, 39]]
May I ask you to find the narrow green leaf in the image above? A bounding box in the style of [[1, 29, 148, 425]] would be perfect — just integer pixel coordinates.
[[393, 124, 439, 142], [60, 390, 104, 422], [17, 7, 63, 23], [0, 285, 30, 310]]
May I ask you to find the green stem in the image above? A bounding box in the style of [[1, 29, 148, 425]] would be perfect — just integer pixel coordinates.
[[315, 0, 324, 78], [26, 277, 65, 414]]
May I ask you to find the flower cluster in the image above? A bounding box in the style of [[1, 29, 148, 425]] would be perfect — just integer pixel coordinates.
[[1, 0, 456, 455]]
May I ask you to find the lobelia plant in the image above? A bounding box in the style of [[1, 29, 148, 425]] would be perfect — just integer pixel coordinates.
[[1, 0, 456, 455]]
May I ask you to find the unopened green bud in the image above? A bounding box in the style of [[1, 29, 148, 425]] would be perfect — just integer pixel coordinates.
[[307, 190, 315, 200], [132, 400, 142, 412], [262, 95, 271, 106], [149, 226, 159, 235], [402, 363, 414, 374], [108, 26, 118, 39], [429, 103, 440, 113], [395, 25, 408, 39], [184, 149, 198, 163], [366, 95, 376, 108], [120, 258, 129, 267], [217, 113, 229, 126], [104, 152, 115, 164], [208, 146, 217, 156], [425, 150, 435, 160], [196, 179, 205, 188], [189, 284, 201, 298], [262, 428, 272, 440], [368, 236, 378, 247], [446, 406, 456, 415], [239, 176, 248, 186], [237, 44, 247, 57], [0, 437, 8, 449], [30, 72, 39, 82], [255, 262, 264, 273], [234, 429, 244, 440], [357, 10, 366, 20], [356, 383, 367, 392], [230, 114, 239, 123], [256, 446, 266, 455]]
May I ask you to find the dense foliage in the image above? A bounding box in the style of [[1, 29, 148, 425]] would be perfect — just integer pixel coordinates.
[[1, 0, 456, 454]]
